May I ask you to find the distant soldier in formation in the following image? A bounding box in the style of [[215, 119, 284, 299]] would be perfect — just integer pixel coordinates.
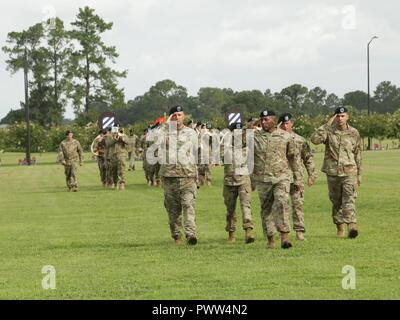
[[246, 117, 261, 192], [222, 122, 254, 244], [311, 107, 362, 239], [253, 110, 301, 249], [158, 105, 199, 245], [93, 129, 107, 186], [104, 128, 115, 188], [279, 113, 317, 241], [127, 129, 138, 171], [142, 127, 161, 187], [58, 130, 83, 192], [197, 123, 213, 187], [111, 128, 129, 190]]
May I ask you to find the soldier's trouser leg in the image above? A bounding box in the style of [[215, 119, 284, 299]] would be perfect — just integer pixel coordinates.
[[98, 158, 106, 184], [290, 183, 305, 232], [258, 182, 276, 238], [327, 175, 357, 225], [65, 163, 77, 188], [163, 177, 197, 239], [117, 158, 126, 184], [258, 181, 290, 238], [129, 153, 135, 170], [154, 163, 161, 183], [111, 160, 118, 185], [271, 181, 291, 234], [106, 159, 112, 185], [327, 175, 344, 225], [205, 165, 212, 183], [238, 182, 253, 230], [223, 185, 238, 232], [180, 178, 197, 238]]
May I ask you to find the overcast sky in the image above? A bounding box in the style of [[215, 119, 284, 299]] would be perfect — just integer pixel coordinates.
[[1, 0, 399, 119]]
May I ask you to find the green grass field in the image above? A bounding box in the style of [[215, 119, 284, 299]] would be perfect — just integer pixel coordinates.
[[0, 150, 399, 300]]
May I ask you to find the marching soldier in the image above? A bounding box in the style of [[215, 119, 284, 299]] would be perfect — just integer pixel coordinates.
[[310, 107, 362, 239], [93, 129, 107, 186], [279, 113, 317, 241], [254, 110, 302, 249], [157, 106, 199, 245], [222, 122, 254, 244], [111, 128, 129, 190], [127, 129, 138, 171], [104, 127, 115, 188], [58, 130, 83, 192]]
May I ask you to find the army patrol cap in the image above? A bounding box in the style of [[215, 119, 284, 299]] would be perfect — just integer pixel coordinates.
[[169, 105, 184, 115], [229, 122, 243, 131], [278, 113, 293, 123], [335, 107, 348, 115], [260, 110, 276, 118]]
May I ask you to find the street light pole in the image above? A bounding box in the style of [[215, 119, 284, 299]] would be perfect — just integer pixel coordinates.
[[24, 47, 31, 166], [367, 36, 378, 151]]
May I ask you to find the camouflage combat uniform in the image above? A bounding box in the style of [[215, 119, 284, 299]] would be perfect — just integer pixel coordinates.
[[222, 132, 253, 233], [142, 129, 161, 186], [104, 134, 116, 186], [58, 138, 83, 190], [94, 137, 107, 185], [127, 133, 138, 171], [254, 128, 301, 238], [158, 124, 198, 240], [197, 130, 213, 185], [111, 133, 129, 187], [310, 124, 362, 225], [289, 132, 317, 233]]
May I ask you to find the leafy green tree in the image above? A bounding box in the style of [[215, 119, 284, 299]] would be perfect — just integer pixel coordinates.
[[279, 84, 309, 114], [342, 90, 368, 111], [372, 81, 400, 113], [68, 6, 127, 124]]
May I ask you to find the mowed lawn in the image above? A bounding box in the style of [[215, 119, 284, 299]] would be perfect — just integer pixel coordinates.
[[0, 150, 399, 300]]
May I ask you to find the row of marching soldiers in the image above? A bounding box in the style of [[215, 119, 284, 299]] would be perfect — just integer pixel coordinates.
[[93, 127, 138, 190], [140, 120, 218, 188]]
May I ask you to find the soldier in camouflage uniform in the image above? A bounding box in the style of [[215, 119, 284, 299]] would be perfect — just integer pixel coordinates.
[[254, 110, 302, 249], [198, 123, 213, 187], [157, 106, 199, 245], [93, 129, 107, 186], [144, 127, 161, 187], [139, 130, 149, 183], [111, 128, 129, 190], [222, 122, 254, 244], [127, 129, 138, 171], [58, 130, 83, 192], [279, 113, 317, 241], [104, 128, 116, 188], [310, 107, 362, 239]]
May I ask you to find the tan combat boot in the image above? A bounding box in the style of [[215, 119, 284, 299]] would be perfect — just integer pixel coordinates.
[[228, 231, 236, 243], [173, 235, 182, 245], [348, 223, 359, 239], [296, 231, 305, 241], [245, 228, 255, 244], [267, 236, 275, 249], [336, 224, 346, 238], [280, 232, 293, 249], [119, 183, 125, 191]]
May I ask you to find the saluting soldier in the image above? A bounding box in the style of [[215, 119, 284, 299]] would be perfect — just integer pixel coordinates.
[[310, 107, 362, 239]]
